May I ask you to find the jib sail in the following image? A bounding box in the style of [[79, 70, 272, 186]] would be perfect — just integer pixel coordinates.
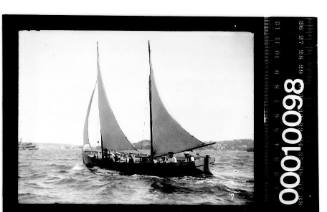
[[83, 83, 96, 146]]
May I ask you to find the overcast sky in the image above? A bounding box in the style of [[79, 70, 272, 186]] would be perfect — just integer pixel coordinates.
[[19, 30, 253, 145]]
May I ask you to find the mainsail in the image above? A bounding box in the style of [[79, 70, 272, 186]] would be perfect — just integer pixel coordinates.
[[96, 44, 136, 151], [148, 42, 212, 157]]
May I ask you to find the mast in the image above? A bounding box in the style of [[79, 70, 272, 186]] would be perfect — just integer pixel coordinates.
[[101, 134, 104, 159], [97, 41, 104, 159], [148, 41, 154, 158]]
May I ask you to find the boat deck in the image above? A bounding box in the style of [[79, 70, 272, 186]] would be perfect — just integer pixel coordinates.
[[83, 152, 215, 177]]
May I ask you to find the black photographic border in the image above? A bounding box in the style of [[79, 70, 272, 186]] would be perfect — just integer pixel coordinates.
[[2, 15, 317, 212]]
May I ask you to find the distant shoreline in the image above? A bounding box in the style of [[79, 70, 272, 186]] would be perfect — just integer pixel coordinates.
[[26, 139, 254, 152]]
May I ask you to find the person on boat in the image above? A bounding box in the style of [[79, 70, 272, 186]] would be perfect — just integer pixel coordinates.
[[190, 155, 195, 162], [184, 152, 195, 163], [93, 151, 97, 159], [141, 157, 148, 163], [167, 152, 177, 163], [114, 153, 120, 162], [108, 152, 115, 162], [128, 153, 135, 163], [162, 156, 167, 163], [103, 148, 108, 159], [184, 152, 191, 162]]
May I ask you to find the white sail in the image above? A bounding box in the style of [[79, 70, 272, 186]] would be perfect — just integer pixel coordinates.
[[148, 43, 208, 157], [83, 83, 97, 146], [96, 44, 135, 151]]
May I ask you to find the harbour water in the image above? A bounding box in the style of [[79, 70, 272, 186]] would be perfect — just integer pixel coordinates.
[[18, 143, 253, 204]]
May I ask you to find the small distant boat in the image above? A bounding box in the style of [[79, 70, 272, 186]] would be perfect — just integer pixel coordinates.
[[19, 139, 38, 150], [82, 41, 216, 177], [246, 147, 254, 152]]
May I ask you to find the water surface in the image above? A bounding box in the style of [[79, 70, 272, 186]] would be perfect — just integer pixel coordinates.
[[18, 143, 253, 204]]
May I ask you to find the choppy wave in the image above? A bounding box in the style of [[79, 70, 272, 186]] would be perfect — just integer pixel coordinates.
[[18, 144, 253, 204]]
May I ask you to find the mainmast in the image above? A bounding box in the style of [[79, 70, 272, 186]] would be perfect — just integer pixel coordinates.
[[101, 134, 104, 159], [97, 41, 104, 158], [148, 41, 154, 158]]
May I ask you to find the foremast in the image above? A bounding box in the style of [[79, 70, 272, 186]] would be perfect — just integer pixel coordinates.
[[148, 41, 154, 159]]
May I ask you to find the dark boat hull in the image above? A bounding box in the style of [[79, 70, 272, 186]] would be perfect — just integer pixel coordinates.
[[82, 152, 214, 177]]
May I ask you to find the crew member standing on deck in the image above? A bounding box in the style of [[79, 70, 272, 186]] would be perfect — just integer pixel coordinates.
[[184, 152, 191, 162], [167, 152, 177, 163], [129, 153, 135, 163], [103, 148, 108, 159]]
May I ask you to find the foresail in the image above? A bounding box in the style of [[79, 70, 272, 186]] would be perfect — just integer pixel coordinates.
[[150, 66, 207, 157], [83, 83, 97, 146], [96, 44, 136, 151]]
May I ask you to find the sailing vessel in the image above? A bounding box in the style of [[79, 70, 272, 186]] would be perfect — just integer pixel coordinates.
[[19, 138, 38, 150], [82, 42, 216, 176]]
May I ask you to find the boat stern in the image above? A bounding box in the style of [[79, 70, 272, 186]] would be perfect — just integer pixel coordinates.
[[195, 155, 215, 175]]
